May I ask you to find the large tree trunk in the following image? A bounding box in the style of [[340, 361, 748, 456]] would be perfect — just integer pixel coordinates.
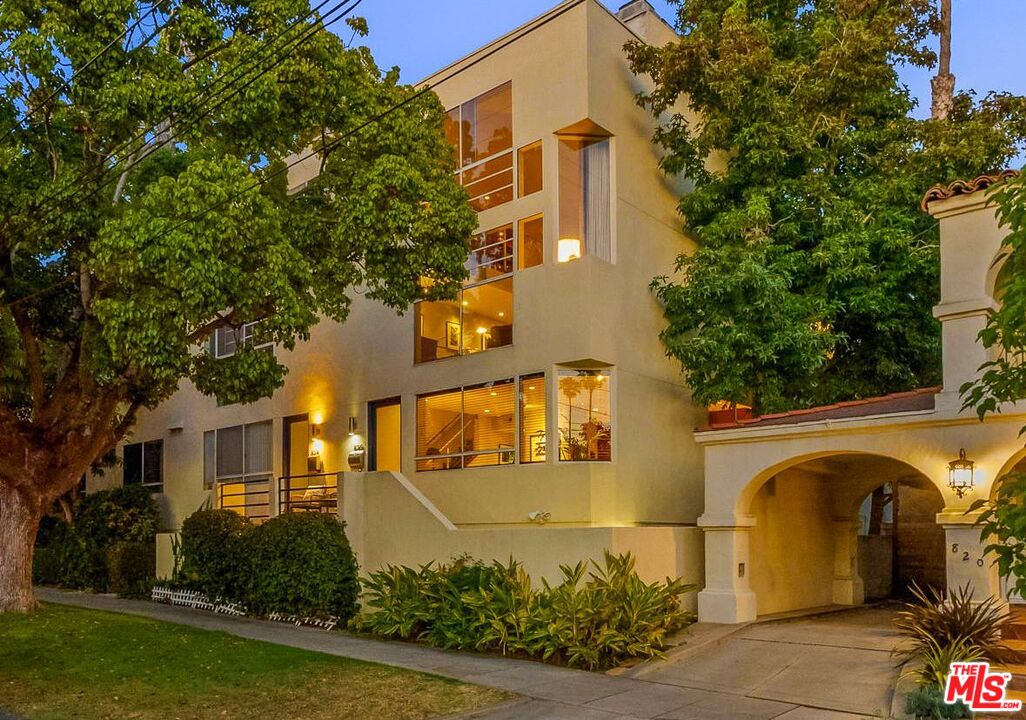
[[931, 0, 955, 120], [0, 482, 44, 613]]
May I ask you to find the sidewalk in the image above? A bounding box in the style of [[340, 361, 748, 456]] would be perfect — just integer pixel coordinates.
[[36, 589, 880, 719]]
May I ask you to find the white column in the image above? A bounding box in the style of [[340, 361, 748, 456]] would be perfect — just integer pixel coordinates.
[[938, 509, 1006, 609], [697, 514, 757, 624], [832, 515, 865, 606]]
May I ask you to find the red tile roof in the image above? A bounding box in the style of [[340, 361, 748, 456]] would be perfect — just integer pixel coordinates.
[[698, 386, 942, 432], [921, 170, 1019, 211]]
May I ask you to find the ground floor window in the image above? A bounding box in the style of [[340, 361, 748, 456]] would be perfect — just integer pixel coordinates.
[[206, 420, 273, 521], [416, 374, 546, 471], [557, 368, 612, 462], [123, 439, 163, 493]]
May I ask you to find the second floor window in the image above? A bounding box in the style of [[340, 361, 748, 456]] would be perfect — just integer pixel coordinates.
[[445, 82, 513, 212], [213, 321, 268, 359], [124, 440, 163, 493]]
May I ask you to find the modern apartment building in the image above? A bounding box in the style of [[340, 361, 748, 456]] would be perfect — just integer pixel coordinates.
[[99, 0, 708, 598]]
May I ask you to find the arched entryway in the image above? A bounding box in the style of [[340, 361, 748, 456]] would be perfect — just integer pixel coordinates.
[[745, 453, 946, 617]]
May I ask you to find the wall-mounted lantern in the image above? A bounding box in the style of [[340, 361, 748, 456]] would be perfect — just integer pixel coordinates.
[[308, 425, 325, 473], [948, 448, 975, 498]]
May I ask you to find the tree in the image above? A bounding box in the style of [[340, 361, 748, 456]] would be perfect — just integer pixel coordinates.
[[0, 0, 476, 612], [963, 173, 1026, 597], [626, 0, 1026, 414]]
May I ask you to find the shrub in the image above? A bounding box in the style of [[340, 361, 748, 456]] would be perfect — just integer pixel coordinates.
[[905, 685, 972, 719], [75, 485, 161, 547], [31, 520, 106, 590], [246, 513, 360, 623], [353, 551, 696, 670], [107, 541, 156, 599], [180, 509, 253, 601], [894, 582, 1011, 688]]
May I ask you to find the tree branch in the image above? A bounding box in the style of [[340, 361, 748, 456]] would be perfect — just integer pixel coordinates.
[[9, 306, 45, 410]]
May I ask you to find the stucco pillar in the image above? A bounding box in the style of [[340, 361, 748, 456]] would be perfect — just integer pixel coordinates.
[[832, 515, 865, 606], [696, 514, 757, 624], [938, 508, 1006, 609]]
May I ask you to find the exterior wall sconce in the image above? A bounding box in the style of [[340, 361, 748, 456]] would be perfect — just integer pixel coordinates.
[[948, 448, 975, 498], [308, 425, 324, 473], [348, 416, 358, 437], [558, 238, 582, 263]]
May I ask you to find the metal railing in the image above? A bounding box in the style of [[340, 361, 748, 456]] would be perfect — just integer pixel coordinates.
[[278, 472, 340, 515], [215, 475, 271, 521]]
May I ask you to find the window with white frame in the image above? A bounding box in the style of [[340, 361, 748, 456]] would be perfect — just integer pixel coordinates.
[[205, 420, 273, 521], [213, 321, 269, 359]]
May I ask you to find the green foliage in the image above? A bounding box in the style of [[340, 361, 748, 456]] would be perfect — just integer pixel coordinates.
[[353, 552, 696, 670], [968, 471, 1026, 599], [627, 0, 1026, 413], [894, 583, 1010, 688], [106, 541, 156, 599], [32, 487, 160, 592], [246, 513, 360, 623], [179, 509, 253, 602], [905, 685, 972, 719], [74, 485, 161, 547], [0, 0, 475, 534]]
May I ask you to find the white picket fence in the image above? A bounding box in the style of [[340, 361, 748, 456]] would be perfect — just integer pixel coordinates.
[[151, 586, 337, 630]]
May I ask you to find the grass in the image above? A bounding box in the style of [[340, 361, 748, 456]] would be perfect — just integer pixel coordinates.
[[0, 604, 511, 720]]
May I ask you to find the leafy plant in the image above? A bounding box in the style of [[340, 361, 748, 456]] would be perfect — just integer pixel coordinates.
[[106, 541, 156, 599], [353, 551, 696, 670], [905, 684, 972, 719], [969, 471, 1026, 599], [73, 485, 162, 547], [894, 582, 1011, 687], [180, 509, 253, 601], [246, 513, 360, 622]]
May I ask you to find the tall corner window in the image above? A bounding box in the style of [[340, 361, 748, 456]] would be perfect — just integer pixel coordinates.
[[558, 135, 611, 263], [415, 223, 514, 364], [518, 141, 543, 197], [444, 82, 514, 212], [208, 420, 273, 521], [519, 373, 547, 464], [124, 439, 164, 493], [558, 368, 612, 462], [518, 215, 544, 270]]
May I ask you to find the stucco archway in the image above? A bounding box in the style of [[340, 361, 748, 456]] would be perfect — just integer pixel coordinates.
[[740, 453, 946, 616]]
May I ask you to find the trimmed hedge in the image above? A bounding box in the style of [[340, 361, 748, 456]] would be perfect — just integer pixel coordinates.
[[180, 509, 253, 601], [178, 510, 360, 624], [107, 541, 157, 599]]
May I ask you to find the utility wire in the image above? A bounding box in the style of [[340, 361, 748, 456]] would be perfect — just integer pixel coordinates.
[[0, 0, 171, 146]]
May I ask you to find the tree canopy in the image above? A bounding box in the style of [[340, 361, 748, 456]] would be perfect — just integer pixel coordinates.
[[0, 0, 475, 611], [627, 0, 1026, 414]]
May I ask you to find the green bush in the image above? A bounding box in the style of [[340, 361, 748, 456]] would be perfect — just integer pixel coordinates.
[[353, 551, 696, 670], [905, 685, 971, 719], [180, 509, 253, 601], [75, 485, 161, 547], [107, 541, 156, 599], [247, 513, 360, 623], [31, 520, 107, 591]]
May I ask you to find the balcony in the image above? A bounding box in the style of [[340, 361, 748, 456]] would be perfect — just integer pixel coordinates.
[[278, 472, 340, 514]]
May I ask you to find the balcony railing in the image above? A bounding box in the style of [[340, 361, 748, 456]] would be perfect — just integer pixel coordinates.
[[215, 475, 272, 522], [278, 472, 340, 515]]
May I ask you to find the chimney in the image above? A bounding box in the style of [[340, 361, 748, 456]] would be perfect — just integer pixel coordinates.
[[616, 1, 674, 43]]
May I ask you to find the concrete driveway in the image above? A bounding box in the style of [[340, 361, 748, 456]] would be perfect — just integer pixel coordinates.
[[631, 606, 903, 719]]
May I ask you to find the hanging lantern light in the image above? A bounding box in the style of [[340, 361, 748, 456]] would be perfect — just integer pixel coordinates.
[[948, 449, 975, 498]]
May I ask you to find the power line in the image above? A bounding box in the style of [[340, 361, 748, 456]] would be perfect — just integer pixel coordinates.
[[11, 0, 362, 235], [0, 0, 171, 146]]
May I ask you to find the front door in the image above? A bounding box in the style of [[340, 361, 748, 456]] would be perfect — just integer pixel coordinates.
[[369, 399, 401, 472]]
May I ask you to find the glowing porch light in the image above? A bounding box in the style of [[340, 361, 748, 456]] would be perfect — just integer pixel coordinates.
[[948, 449, 975, 498]]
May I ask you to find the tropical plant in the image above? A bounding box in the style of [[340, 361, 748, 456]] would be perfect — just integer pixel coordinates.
[[0, 0, 475, 612], [626, 0, 1026, 414], [894, 582, 1011, 687], [353, 551, 696, 670]]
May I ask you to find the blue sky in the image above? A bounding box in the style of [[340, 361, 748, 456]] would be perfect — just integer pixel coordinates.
[[349, 0, 1026, 123]]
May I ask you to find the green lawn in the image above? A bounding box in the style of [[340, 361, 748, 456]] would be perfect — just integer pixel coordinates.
[[0, 604, 510, 720]]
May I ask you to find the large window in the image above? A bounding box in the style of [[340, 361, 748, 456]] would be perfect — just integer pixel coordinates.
[[415, 224, 514, 364], [207, 421, 273, 521], [518, 215, 543, 269], [558, 369, 612, 462], [445, 82, 513, 212], [416, 375, 546, 472], [558, 136, 611, 262], [124, 440, 163, 493], [518, 141, 543, 197]]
